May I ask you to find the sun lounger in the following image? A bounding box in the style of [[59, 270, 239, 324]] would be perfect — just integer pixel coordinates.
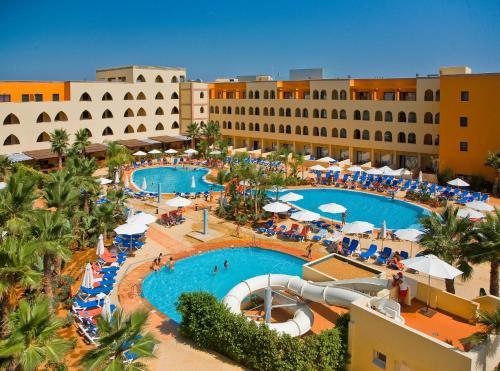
[[311, 228, 328, 242], [73, 297, 105, 310], [343, 240, 359, 256], [359, 244, 377, 260], [376, 247, 393, 264], [79, 285, 113, 297], [293, 226, 310, 241], [283, 224, 300, 239]]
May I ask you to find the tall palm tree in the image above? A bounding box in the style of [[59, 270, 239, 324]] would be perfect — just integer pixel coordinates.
[[419, 205, 474, 293], [468, 208, 500, 296], [201, 121, 220, 145], [49, 129, 69, 170], [0, 296, 73, 371], [0, 238, 41, 338], [80, 309, 158, 370], [43, 170, 80, 213], [0, 155, 12, 181], [74, 212, 99, 250], [186, 122, 201, 149], [293, 152, 305, 180], [105, 141, 132, 182], [95, 202, 115, 241], [65, 156, 99, 212], [73, 128, 91, 157], [485, 151, 500, 196]]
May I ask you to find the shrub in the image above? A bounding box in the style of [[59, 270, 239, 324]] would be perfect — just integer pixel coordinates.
[[177, 292, 348, 371], [437, 167, 454, 185]]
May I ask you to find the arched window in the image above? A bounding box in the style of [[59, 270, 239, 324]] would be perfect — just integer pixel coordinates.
[[4, 134, 20, 145], [254, 107, 260, 115], [155, 92, 164, 100], [312, 90, 319, 100], [339, 128, 347, 138], [102, 127, 113, 136], [303, 126, 309, 135], [36, 112, 51, 123], [295, 126, 301, 135], [155, 122, 164, 131], [137, 124, 146, 133], [264, 124, 269, 132], [375, 111, 382, 121], [424, 112, 433, 124], [353, 129, 361, 139], [408, 133, 416, 144], [255, 123, 260, 131], [269, 108, 274, 116], [254, 91, 260, 99], [235, 107, 240, 115], [227, 106, 232, 114], [332, 128, 338, 137], [155, 107, 164, 115], [80, 92, 91, 101], [340, 90, 347, 100], [137, 92, 146, 100], [84, 128, 92, 138], [435, 90, 440, 101], [155, 75, 164, 83], [408, 112, 417, 123], [362, 130, 370, 140], [270, 91, 276, 99], [384, 111, 393, 122], [384, 131, 392, 142], [170, 92, 179, 99], [249, 123, 254, 131], [124, 92, 133, 100], [227, 121, 232, 129], [248, 91, 254, 99], [235, 122, 240, 130], [354, 110, 361, 120], [285, 108, 291, 117], [285, 125, 291, 134], [102, 109, 113, 119], [435, 135, 440, 146], [279, 124, 284, 133], [424, 134, 433, 145], [200, 107, 204, 114], [54, 111, 68, 122], [279, 108, 284, 116], [240, 122, 245, 131], [270, 124, 275, 133], [320, 127, 327, 137], [435, 113, 440, 124], [375, 130, 382, 141], [313, 127, 319, 136], [3, 114, 20, 125], [200, 92, 205, 99], [302, 108, 308, 118], [124, 125, 134, 134], [248, 107, 253, 115], [171, 75, 179, 83], [171, 106, 179, 114], [398, 132, 406, 143], [320, 90, 327, 100], [362, 110, 370, 121], [340, 110, 347, 119], [124, 108, 134, 117], [137, 108, 146, 116], [332, 90, 339, 100], [136, 74, 145, 83], [295, 108, 301, 117], [36, 132, 50, 142], [223, 106, 227, 114], [80, 110, 92, 120], [313, 109, 319, 118], [320, 109, 327, 118], [424, 89, 434, 101], [102, 92, 113, 101], [332, 109, 339, 119], [263, 90, 269, 99], [398, 111, 406, 123], [263, 107, 268, 116], [215, 106, 220, 114], [171, 121, 179, 129]]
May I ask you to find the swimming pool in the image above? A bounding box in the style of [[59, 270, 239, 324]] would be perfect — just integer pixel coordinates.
[[131, 166, 223, 193], [282, 188, 428, 230], [141, 247, 305, 323]]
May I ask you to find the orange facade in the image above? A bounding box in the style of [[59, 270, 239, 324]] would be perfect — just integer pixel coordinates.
[[0, 81, 69, 102], [439, 74, 500, 181]]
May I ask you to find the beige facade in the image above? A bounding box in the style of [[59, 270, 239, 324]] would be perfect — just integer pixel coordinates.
[[179, 81, 209, 132]]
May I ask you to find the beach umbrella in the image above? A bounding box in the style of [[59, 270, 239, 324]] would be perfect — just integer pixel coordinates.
[[0, 182, 7, 190], [127, 207, 134, 219], [309, 164, 326, 171], [141, 177, 147, 191], [191, 175, 196, 189], [263, 202, 290, 213], [96, 234, 105, 257], [165, 149, 178, 154], [448, 178, 469, 187], [378, 166, 394, 175], [82, 263, 94, 289], [457, 208, 484, 220], [101, 295, 113, 322], [400, 254, 463, 312], [148, 149, 162, 155], [342, 221, 374, 234], [318, 156, 336, 163], [184, 149, 198, 155], [209, 150, 222, 155], [114, 223, 148, 236], [394, 228, 424, 257], [318, 203, 346, 215], [326, 165, 343, 172], [98, 177, 112, 185], [124, 176, 129, 189], [127, 212, 157, 225], [347, 165, 364, 173], [380, 220, 388, 239], [279, 192, 304, 202], [165, 196, 192, 208], [365, 168, 382, 175], [290, 210, 320, 222], [133, 151, 147, 156], [417, 171, 423, 182], [465, 201, 494, 212], [114, 171, 120, 184]]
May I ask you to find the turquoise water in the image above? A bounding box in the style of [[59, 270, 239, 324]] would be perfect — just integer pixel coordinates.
[[141, 247, 305, 323], [131, 166, 223, 193], [284, 189, 428, 230]]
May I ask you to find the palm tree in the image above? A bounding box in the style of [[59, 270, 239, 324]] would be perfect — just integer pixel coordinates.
[[80, 309, 158, 370], [464, 307, 500, 347], [419, 205, 474, 293], [49, 129, 69, 170], [485, 151, 500, 196], [65, 156, 99, 212], [293, 152, 305, 180], [74, 212, 99, 250], [74, 128, 91, 157], [95, 202, 115, 241], [0, 296, 73, 371], [186, 122, 201, 149], [106, 141, 132, 182], [0, 155, 12, 181], [468, 208, 500, 296], [43, 170, 80, 213], [201, 121, 220, 145], [0, 238, 41, 338]]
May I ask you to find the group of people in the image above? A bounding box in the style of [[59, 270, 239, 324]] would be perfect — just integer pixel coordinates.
[[150, 253, 175, 272], [213, 260, 229, 273], [387, 251, 405, 270]]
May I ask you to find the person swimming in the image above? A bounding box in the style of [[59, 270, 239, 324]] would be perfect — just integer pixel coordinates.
[[213, 265, 218, 273], [168, 257, 174, 271], [224, 260, 229, 269]]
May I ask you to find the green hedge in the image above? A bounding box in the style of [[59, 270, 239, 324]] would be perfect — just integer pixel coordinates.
[[177, 292, 349, 371]]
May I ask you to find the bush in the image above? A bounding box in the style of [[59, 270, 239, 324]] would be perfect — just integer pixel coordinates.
[[437, 167, 454, 185], [177, 292, 348, 371]]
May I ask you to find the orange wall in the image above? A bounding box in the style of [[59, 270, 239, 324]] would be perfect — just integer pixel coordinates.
[[0, 81, 69, 102], [439, 74, 500, 181]]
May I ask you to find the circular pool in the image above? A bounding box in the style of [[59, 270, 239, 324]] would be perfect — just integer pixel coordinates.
[[131, 166, 224, 193], [141, 247, 305, 323], [281, 188, 428, 230]]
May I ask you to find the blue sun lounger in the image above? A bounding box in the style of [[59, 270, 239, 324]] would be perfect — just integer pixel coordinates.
[[376, 247, 392, 264], [359, 244, 377, 260], [311, 228, 328, 242]]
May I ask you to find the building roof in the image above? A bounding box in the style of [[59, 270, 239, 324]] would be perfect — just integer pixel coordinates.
[[7, 152, 33, 162], [116, 139, 152, 148], [96, 65, 186, 73], [85, 143, 108, 153], [148, 135, 191, 144], [23, 149, 57, 160]]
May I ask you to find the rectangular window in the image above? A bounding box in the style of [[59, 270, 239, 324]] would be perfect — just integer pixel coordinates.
[[459, 116, 468, 127], [460, 142, 468, 152], [461, 91, 469, 101], [373, 351, 387, 369], [356, 91, 372, 100], [22, 94, 30, 102], [400, 92, 416, 101], [52, 93, 60, 101], [34, 94, 43, 102], [383, 92, 395, 101], [0, 94, 11, 102]]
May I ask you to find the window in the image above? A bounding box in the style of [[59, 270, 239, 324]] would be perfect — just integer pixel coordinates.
[[375, 111, 382, 121], [340, 110, 347, 120], [332, 90, 339, 100], [320, 109, 327, 118], [354, 110, 361, 120], [339, 128, 347, 138], [171, 76, 178, 83], [312, 90, 319, 100], [137, 92, 146, 100], [22, 94, 29, 102], [124, 92, 133, 100], [424, 89, 434, 101], [270, 124, 275, 133], [124, 108, 134, 117], [171, 121, 179, 129], [36, 131, 50, 142], [460, 141, 468, 151], [408, 112, 417, 123], [424, 134, 433, 145], [279, 124, 284, 133], [80, 92, 91, 101], [124, 125, 134, 134], [362, 110, 370, 121], [435, 90, 440, 101], [137, 124, 146, 132], [79, 110, 91, 120], [408, 133, 416, 144], [362, 130, 370, 140], [156, 107, 164, 115], [373, 351, 387, 369], [171, 107, 179, 114], [3, 113, 20, 125], [295, 108, 301, 117], [286, 108, 291, 117], [255, 123, 260, 131], [375, 130, 382, 141], [3, 134, 20, 145], [155, 75, 164, 83], [340, 90, 347, 100], [460, 91, 469, 101], [254, 91, 260, 99], [384, 131, 392, 142], [268, 107, 273, 116], [200, 91, 205, 99], [302, 108, 308, 118], [54, 111, 68, 122], [384, 111, 393, 122], [460, 116, 468, 127], [295, 126, 301, 135], [263, 90, 269, 99], [313, 127, 319, 136], [356, 91, 371, 100], [137, 108, 146, 117], [34, 94, 43, 102], [398, 111, 406, 123], [320, 127, 327, 137], [332, 128, 338, 137], [424, 112, 433, 124], [400, 92, 416, 101], [435, 113, 440, 124], [102, 109, 113, 119], [171, 92, 179, 99], [102, 127, 114, 136], [102, 92, 112, 101], [0, 94, 11, 102], [254, 107, 259, 115], [235, 122, 240, 130], [200, 107, 204, 114], [398, 132, 406, 143], [136, 74, 146, 82], [353, 129, 361, 139], [286, 125, 292, 134], [320, 90, 327, 100], [263, 124, 269, 132], [303, 126, 309, 135], [383, 92, 395, 101], [52, 93, 59, 101]]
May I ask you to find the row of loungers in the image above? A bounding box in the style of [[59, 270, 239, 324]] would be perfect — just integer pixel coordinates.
[[131, 157, 209, 168], [255, 219, 343, 243], [225, 156, 283, 169]]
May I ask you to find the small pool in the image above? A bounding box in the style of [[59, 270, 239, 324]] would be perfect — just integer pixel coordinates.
[[141, 247, 305, 323], [131, 166, 223, 193], [282, 188, 428, 230]]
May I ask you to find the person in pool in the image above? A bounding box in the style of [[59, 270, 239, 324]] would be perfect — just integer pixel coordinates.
[[168, 257, 175, 271], [224, 260, 229, 269], [213, 265, 218, 273]]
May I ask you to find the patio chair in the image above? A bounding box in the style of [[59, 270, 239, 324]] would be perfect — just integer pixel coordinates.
[[376, 247, 393, 264], [311, 228, 328, 242], [283, 223, 300, 239], [359, 244, 377, 260], [343, 239, 359, 256]]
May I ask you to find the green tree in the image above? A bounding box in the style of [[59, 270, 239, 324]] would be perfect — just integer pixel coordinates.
[[80, 309, 158, 371], [292, 152, 305, 180], [95, 202, 115, 241], [485, 151, 500, 196], [419, 205, 474, 293], [74, 212, 99, 250], [43, 170, 80, 213], [201, 120, 220, 146], [49, 129, 70, 170], [106, 142, 132, 182], [0, 155, 12, 181], [464, 307, 500, 347], [0, 296, 73, 371], [73, 128, 91, 157], [186, 122, 201, 149], [65, 155, 99, 212]]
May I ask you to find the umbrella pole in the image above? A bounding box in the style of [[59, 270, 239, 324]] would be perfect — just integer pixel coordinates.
[[410, 241, 413, 258], [426, 273, 431, 312]]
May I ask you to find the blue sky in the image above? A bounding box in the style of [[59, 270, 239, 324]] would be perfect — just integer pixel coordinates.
[[1, 0, 499, 81]]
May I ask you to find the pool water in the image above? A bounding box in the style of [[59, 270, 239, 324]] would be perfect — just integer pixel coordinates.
[[131, 166, 223, 193], [141, 247, 305, 323], [283, 188, 428, 230]]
